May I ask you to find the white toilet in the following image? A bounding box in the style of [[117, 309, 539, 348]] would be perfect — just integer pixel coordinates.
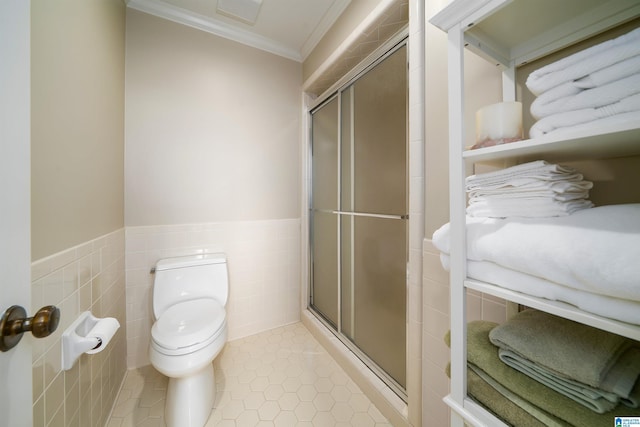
[[149, 253, 229, 427]]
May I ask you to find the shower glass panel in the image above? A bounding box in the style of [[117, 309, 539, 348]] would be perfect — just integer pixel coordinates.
[[310, 42, 408, 395], [311, 96, 340, 327], [341, 44, 407, 389]]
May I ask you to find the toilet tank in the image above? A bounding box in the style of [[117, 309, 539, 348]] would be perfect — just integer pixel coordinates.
[[152, 253, 229, 318]]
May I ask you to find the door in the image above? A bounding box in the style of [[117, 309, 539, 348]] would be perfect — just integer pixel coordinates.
[[340, 45, 407, 390], [0, 2, 34, 427], [310, 96, 340, 327], [309, 43, 408, 394]]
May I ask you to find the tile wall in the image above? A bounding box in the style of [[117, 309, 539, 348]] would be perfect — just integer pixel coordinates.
[[422, 238, 508, 426], [31, 229, 127, 427], [407, 0, 425, 425], [125, 218, 301, 368]]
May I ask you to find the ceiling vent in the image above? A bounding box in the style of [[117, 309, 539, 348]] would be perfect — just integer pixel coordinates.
[[216, 0, 263, 26]]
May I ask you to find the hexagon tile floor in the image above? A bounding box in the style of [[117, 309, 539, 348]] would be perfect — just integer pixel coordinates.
[[106, 322, 393, 427]]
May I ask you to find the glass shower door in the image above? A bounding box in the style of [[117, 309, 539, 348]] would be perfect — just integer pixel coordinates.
[[340, 45, 407, 390], [310, 96, 339, 327], [310, 43, 407, 394]]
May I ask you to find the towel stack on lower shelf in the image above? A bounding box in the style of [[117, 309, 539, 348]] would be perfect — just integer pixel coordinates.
[[526, 27, 640, 138], [490, 310, 640, 414], [465, 160, 593, 218], [445, 312, 640, 426]]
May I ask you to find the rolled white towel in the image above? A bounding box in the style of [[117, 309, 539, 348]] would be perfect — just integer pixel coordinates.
[[530, 93, 640, 138], [531, 73, 640, 120], [530, 55, 640, 119], [526, 27, 640, 95], [532, 110, 640, 140]]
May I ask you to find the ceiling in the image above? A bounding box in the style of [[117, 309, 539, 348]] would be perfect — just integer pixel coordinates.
[[126, 0, 352, 62]]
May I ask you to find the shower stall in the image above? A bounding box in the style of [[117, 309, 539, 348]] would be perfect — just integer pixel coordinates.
[[309, 42, 407, 397]]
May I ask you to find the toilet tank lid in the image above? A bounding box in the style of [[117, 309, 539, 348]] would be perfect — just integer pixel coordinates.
[[155, 253, 226, 271]]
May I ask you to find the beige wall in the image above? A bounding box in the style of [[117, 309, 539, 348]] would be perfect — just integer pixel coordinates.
[[302, 0, 384, 82], [125, 10, 302, 226], [31, 0, 126, 261], [30, 2, 127, 426], [424, 2, 503, 237]]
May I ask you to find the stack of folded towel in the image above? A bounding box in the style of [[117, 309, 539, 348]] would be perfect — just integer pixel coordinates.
[[527, 27, 640, 138], [466, 160, 593, 218], [489, 309, 640, 414], [445, 316, 640, 426]]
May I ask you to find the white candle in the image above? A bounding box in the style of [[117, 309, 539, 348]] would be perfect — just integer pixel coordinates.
[[474, 101, 523, 149]]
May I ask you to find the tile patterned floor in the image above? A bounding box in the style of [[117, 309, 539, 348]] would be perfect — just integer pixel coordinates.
[[106, 322, 392, 426]]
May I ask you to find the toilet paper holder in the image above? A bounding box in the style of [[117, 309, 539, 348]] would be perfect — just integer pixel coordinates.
[[61, 311, 120, 370]]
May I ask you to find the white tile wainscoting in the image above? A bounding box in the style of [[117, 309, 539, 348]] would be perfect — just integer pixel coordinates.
[[125, 219, 302, 368], [31, 229, 127, 427]]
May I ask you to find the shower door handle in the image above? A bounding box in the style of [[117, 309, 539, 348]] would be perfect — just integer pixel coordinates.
[[331, 210, 408, 220]]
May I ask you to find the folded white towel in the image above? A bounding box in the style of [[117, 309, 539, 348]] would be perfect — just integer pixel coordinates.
[[438, 254, 640, 325], [432, 204, 640, 302], [527, 27, 640, 95], [531, 73, 640, 120], [470, 190, 590, 202], [573, 54, 640, 89], [532, 110, 640, 140], [531, 55, 640, 119], [465, 160, 578, 191], [468, 179, 593, 199], [466, 198, 593, 218], [530, 93, 640, 138]]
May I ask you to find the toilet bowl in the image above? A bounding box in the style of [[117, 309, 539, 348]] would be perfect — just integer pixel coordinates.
[[149, 254, 229, 427]]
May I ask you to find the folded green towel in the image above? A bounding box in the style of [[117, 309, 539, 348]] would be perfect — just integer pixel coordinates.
[[447, 321, 640, 427], [488, 309, 640, 404], [498, 348, 618, 413], [446, 363, 552, 427], [468, 364, 567, 427]]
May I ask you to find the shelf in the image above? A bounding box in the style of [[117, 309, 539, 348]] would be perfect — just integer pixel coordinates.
[[463, 118, 640, 165], [465, 279, 640, 341], [444, 395, 509, 427], [430, 0, 640, 67], [431, 1, 640, 426]]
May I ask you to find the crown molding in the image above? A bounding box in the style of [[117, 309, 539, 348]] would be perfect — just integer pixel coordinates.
[[302, 0, 398, 91], [127, 0, 302, 62]]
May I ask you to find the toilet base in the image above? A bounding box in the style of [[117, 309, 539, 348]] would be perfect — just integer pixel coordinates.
[[165, 363, 215, 427]]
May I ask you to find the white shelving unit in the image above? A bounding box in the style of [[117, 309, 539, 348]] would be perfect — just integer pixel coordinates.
[[429, 0, 640, 426]]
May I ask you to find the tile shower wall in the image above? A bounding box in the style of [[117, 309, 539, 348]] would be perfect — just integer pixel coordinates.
[[31, 229, 127, 427], [422, 238, 508, 426], [125, 219, 301, 368]]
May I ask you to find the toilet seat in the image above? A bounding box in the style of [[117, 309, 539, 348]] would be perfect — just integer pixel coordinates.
[[151, 298, 226, 356]]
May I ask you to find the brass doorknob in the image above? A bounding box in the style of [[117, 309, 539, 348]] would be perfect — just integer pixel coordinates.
[[0, 305, 60, 352]]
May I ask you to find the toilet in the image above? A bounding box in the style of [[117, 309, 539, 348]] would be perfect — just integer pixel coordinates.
[[149, 253, 229, 427]]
